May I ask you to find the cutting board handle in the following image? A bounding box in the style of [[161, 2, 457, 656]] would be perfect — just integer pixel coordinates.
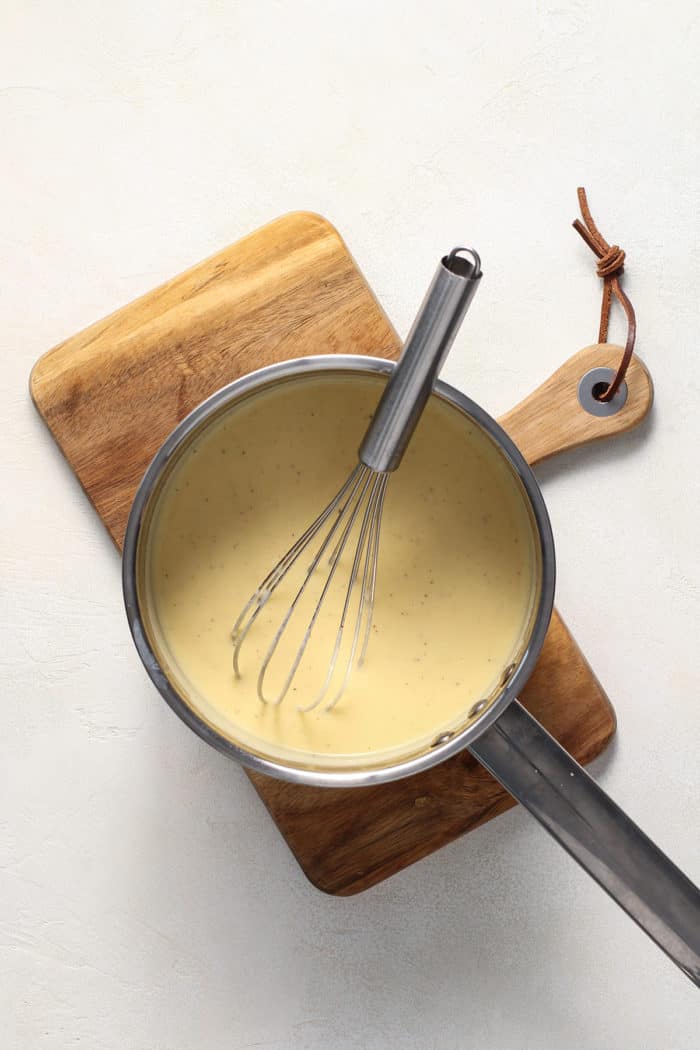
[[498, 344, 653, 466]]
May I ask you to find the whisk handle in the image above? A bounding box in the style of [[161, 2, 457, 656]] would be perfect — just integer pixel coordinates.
[[359, 249, 482, 473]]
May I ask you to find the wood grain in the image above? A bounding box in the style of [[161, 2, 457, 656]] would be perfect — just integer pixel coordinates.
[[31, 211, 652, 895], [31, 212, 397, 547], [500, 344, 653, 465]]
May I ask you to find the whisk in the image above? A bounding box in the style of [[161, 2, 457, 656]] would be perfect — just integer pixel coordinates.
[[232, 248, 482, 711]]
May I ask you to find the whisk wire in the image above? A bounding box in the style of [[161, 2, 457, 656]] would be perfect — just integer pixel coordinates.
[[359, 476, 387, 668], [255, 465, 373, 705], [324, 472, 388, 712], [231, 463, 364, 677], [299, 470, 384, 712]]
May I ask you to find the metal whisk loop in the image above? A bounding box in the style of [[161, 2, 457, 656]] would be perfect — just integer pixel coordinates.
[[298, 470, 388, 713], [231, 464, 365, 678], [256, 465, 373, 705], [323, 471, 389, 713], [358, 473, 387, 669]]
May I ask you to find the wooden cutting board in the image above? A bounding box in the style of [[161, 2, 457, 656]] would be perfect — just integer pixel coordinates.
[[31, 211, 653, 895]]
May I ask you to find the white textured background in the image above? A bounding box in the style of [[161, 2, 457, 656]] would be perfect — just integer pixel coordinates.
[[2, 2, 700, 1047]]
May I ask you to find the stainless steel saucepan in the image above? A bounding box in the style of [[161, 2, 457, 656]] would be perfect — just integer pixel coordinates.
[[122, 354, 700, 985]]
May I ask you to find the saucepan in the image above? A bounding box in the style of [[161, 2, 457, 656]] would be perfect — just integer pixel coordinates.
[[122, 346, 700, 986]]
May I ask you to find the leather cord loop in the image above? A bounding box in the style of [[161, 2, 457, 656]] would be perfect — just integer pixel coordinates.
[[572, 187, 636, 401]]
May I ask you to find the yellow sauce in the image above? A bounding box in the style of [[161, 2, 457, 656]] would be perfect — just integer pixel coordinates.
[[143, 372, 538, 769]]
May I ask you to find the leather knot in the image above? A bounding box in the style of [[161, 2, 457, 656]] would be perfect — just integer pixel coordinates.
[[571, 187, 636, 402], [596, 244, 625, 279]]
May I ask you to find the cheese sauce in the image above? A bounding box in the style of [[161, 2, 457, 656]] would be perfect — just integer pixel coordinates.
[[143, 372, 538, 769]]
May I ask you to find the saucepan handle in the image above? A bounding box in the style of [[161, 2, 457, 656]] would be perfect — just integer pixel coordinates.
[[469, 700, 700, 985]]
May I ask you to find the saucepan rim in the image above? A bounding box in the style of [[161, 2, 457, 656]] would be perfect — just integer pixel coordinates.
[[122, 354, 556, 788]]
